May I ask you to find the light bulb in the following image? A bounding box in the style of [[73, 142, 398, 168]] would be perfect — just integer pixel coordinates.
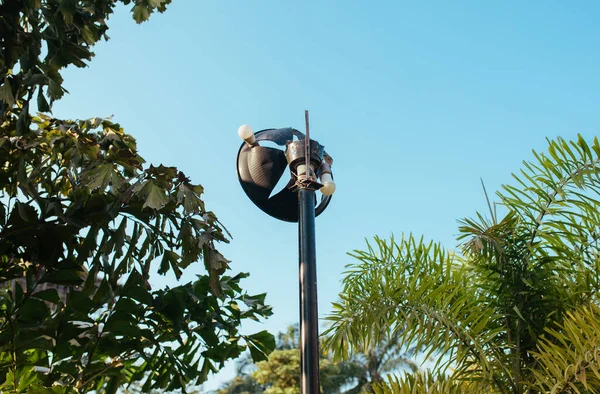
[[238, 124, 256, 144], [321, 182, 336, 196], [320, 173, 336, 196]]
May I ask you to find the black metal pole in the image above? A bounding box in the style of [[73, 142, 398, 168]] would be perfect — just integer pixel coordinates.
[[298, 187, 320, 394]]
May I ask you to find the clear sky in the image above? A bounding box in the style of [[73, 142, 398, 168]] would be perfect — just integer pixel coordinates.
[[52, 1, 600, 390]]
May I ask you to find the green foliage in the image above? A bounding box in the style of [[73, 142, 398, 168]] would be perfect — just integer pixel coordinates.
[[249, 348, 363, 394], [0, 0, 172, 122], [370, 372, 492, 394], [215, 375, 266, 394], [251, 349, 302, 393], [325, 135, 600, 393], [218, 325, 415, 394], [528, 303, 600, 393], [344, 331, 418, 390], [217, 325, 361, 394], [0, 1, 275, 393]]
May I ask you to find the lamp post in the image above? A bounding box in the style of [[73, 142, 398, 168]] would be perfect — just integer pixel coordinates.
[[236, 112, 335, 394]]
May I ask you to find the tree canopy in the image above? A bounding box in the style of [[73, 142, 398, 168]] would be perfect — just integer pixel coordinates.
[[217, 325, 416, 394], [0, 1, 274, 393], [217, 325, 364, 394], [325, 135, 600, 393]]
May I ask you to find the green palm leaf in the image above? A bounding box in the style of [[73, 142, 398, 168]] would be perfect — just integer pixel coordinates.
[[325, 135, 600, 393]]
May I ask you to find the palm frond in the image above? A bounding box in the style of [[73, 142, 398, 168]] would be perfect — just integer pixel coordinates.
[[369, 372, 493, 394], [528, 302, 600, 394], [322, 235, 508, 390], [501, 136, 600, 288], [326, 135, 600, 394]]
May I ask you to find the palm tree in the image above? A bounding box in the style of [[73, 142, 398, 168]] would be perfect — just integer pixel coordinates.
[[324, 135, 600, 393], [337, 330, 418, 393]]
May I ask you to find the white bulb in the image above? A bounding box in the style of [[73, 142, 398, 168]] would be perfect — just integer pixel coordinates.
[[320, 173, 335, 195], [238, 124, 256, 144], [321, 181, 336, 196]]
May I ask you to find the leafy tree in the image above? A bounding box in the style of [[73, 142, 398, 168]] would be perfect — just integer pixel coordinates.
[[217, 325, 415, 394], [215, 375, 267, 394], [218, 325, 363, 394], [218, 347, 363, 394], [0, 1, 274, 393], [250, 348, 365, 394], [324, 135, 600, 393]]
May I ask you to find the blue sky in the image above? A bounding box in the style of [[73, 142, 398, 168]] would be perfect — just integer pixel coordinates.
[[52, 1, 600, 389]]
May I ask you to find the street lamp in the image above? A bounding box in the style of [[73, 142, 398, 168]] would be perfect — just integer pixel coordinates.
[[236, 112, 335, 394]]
